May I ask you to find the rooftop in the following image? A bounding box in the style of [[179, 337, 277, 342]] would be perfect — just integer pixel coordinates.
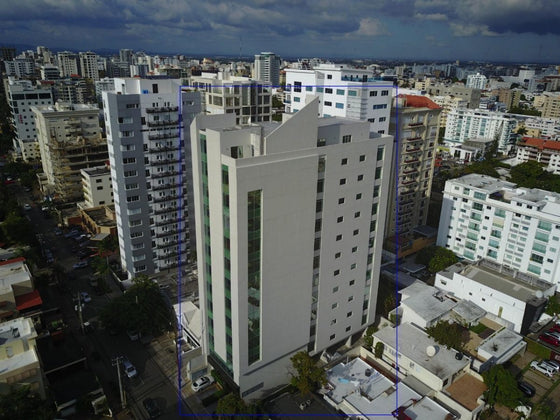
[[374, 323, 470, 380], [0, 258, 32, 295], [81, 166, 110, 177], [0, 317, 36, 346], [400, 281, 457, 323], [445, 373, 486, 411], [451, 300, 486, 325], [477, 328, 524, 361], [520, 137, 560, 151]]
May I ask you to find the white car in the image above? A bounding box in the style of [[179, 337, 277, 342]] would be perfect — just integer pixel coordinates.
[[530, 360, 555, 377], [23, 203, 32, 211], [122, 359, 138, 379], [191, 375, 215, 392]]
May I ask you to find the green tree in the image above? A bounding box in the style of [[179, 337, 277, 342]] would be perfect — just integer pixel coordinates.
[[0, 385, 55, 420], [428, 247, 458, 273], [374, 342, 384, 359], [415, 245, 437, 266], [289, 351, 326, 396], [463, 161, 500, 178], [216, 393, 247, 417], [363, 325, 376, 349], [482, 364, 523, 409], [545, 295, 560, 316], [426, 321, 468, 351], [1, 213, 34, 244]]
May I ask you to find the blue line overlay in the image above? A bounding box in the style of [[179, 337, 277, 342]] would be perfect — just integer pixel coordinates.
[[173, 82, 401, 418]]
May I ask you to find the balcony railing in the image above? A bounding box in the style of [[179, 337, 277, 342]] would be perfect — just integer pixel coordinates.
[[152, 195, 180, 204], [146, 106, 179, 113], [150, 170, 180, 179], [152, 183, 181, 191], [150, 158, 181, 166], [148, 132, 180, 140], [147, 120, 179, 127], [408, 122, 424, 127], [404, 147, 421, 153], [405, 136, 422, 142]]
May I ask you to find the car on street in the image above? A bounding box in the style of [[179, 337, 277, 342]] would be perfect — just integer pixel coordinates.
[[23, 203, 32, 211], [539, 332, 560, 347], [122, 358, 137, 379], [191, 375, 215, 392], [530, 360, 555, 377], [80, 292, 92, 303], [550, 323, 560, 333], [143, 398, 162, 419], [127, 329, 140, 341], [73, 261, 88, 269], [53, 227, 62, 236], [541, 359, 560, 373], [517, 380, 536, 398]]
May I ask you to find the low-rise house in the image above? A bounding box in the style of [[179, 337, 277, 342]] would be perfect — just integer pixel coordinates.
[[0, 258, 42, 321]]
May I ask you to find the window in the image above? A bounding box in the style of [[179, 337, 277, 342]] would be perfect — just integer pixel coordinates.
[[350, 263, 356, 269], [354, 211, 360, 218], [325, 88, 333, 93], [306, 86, 313, 92], [122, 157, 136, 164], [341, 158, 348, 165], [335, 252, 341, 258], [336, 89, 345, 95], [379, 117, 386, 122], [375, 167, 382, 180], [332, 303, 338, 309], [332, 286, 339, 293], [359, 155, 366, 162], [342, 135, 352, 143], [337, 216, 344, 223], [324, 101, 332, 106], [334, 269, 340, 276], [347, 311, 353, 317], [335, 103, 344, 109], [357, 174, 364, 181], [330, 334, 336, 340], [348, 90, 357, 96], [353, 229, 359, 236], [356, 193, 362, 200], [381, 90, 389, 96], [369, 91, 377, 97], [293, 96, 301, 102], [127, 195, 140, 202], [340, 178, 346, 185], [336, 234, 342, 241], [294, 81, 302, 93], [349, 279, 355, 286], [377, 147, 384, 160], [345, 326, 351, 332], [373, 104, 387, 109], [338, 198, 345, 204]]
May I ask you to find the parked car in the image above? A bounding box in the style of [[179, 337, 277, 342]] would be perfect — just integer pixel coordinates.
[[538, 332, 560, 347], [23, 203, 32, 211], [122, 358, 137, 379], [550, 323, 560, 333], [541, 359, 560, 373], [517, 380, 535, 398], [73, 261, 88, 269], [53, 227, 62, 236], [545, 359, 560, 370], [530, 360, 555, 377], [191, 375, 215, 392], [80, 292, 92, 303], [127, 329, 140, 341], [142, 398, 161, 419]]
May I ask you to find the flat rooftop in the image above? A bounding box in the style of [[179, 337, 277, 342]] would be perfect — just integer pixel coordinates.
[[374, 323, 470, 380], [477, 328, 524, 361], [452, 300, 486, 324], [0, 259, 32, 294], [445, 373, 486, 411], [400, 281, 457, 323], [0, 317, 36, 346], [449, 173, 515, 193]]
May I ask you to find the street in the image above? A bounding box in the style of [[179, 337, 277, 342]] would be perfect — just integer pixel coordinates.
[[21, 188, 199, 419]]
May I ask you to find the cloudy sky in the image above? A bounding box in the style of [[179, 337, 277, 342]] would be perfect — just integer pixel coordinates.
[[3, 0, 559, 62]]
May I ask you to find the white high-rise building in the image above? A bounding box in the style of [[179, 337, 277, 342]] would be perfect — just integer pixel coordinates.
[[103, 78, 202, 278], [253, 52, 281, 86], [437, 174, 560, 286], [285, 64, 393, 135], [466, 73, 487, 90], [79, 51, 99, 81], [57, 51, 79, 77], [7, 78, 53, 162], [191, 98, 393, 400], [444, 108, 517, 153]]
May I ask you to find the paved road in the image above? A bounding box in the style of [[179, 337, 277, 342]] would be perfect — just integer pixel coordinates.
[[22, 189, 199, 419]]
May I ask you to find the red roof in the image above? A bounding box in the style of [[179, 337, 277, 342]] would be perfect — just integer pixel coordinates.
[[15, 290, 42, 311], [521, 137, 560, 151], [0, 257, 25, 266], [399, 94, 441, 109]]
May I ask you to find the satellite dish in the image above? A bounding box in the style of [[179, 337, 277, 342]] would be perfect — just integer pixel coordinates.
[[426, 345, 437, 357]]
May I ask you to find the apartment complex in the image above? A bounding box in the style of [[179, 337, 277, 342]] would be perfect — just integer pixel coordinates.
[[78, 51, 99, 81], [6, 78, 53, 162], [285, 64, 393, 134], [33, 102, 106, 202], [426, 84, 481, 109], [428, 94, 467, 128], [437, 174, 560, 286], [191, 98, 393, 399], [466, 73, 487, 89], [57, 51, 79, 77], [186, 72, 272, 124], [253, 52, 281, 86], [103, 78, 202, 278], [515, 137, 560, 174], [444, 108, 517, 153], [387, 95, 441, 237]]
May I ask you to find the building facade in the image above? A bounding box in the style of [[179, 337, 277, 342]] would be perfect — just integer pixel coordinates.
[[33, 102, 106, 202], [103, 78, 202, 278], [387, 95, 441, 237], [57, 52, 79, 78], [515, 137, 560, 174], [79, 52, 99, 81], [437, 174, 560, 286], [253, 52, 280, 86], [466, 73, 488, 90], [191, 98, 393, 399], [285, 64, 393, 135], [186, 73, 272, 125], [444, 108, 517, 153], [81, 166, 113, 208], [7, 78, 53, 162]]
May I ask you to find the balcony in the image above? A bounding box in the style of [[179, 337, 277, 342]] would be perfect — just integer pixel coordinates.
[[408, 122, 424, 127], [150, 158, 181, 166], [148, 132, 180, 140], [405, 136, 422, 142], [152, 195, 180, 204], [155, 229, 179, 238], [146, 106, 179, 113], [402, 168, 418, 175], [150, 170, 180, 179], [147, 120, 179, 127], [404, 147, 421, 153], [153, 206, 181, 215], [149, 144, 182, 153], [157, 240, 180, 248], [152, 182, 181, 191], [401, 179, 416, 185]]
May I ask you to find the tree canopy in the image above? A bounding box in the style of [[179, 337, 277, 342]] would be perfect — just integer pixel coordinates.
[[425, 321, 468, 352], [510, 161, 560, 193], [482, 364, 523, 409], [289, 351, 326, 396], [99, 275, 174, 335], [416, 246, 458, 273], [0, 386, 55, 420]]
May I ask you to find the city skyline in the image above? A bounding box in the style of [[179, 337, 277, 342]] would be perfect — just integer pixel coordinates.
[[2, 0, 560, 62]]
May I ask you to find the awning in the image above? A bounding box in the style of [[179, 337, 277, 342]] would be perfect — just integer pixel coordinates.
[[15, 290, 43, 311]]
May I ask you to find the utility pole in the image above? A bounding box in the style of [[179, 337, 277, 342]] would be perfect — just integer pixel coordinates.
[[76, 292, 85, 335], [112, 356, 126, 409]]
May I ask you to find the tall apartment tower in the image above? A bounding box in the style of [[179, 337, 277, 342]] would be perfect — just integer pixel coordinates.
[[103, 78, 202, 279], [7, 78, 53, 162], [466, 73, 487, 90], [253, 52, 281, 86], [285, 64, 393, 135], [191, 98, 393, 400], [186, 72, 273, 124], [33, 103, 107, 202], [57, 51, 79, 77], [119, 49, 134, 65], [387, 95, 441, 238], [437, 174, 560, 286], [79, 51, 99, 81]]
